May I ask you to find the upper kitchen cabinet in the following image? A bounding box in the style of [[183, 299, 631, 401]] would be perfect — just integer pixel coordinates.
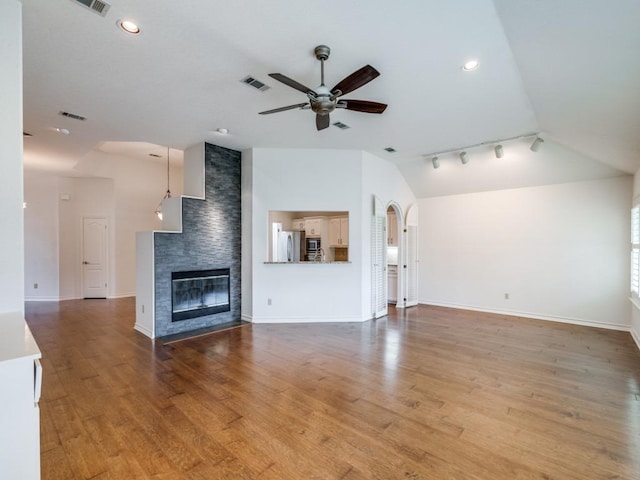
[[291, 218, 305, 231], [305, 217, 325, 238], [329, 216, 349, 247]]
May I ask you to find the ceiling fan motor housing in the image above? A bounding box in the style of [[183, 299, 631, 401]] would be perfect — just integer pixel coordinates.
[[310, 85, 335, 114]]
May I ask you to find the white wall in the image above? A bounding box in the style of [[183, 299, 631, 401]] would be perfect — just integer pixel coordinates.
[[0, 0, 24, 314], [24, 173, 59, 300], [246, 148, 364, 322], [631, 171, 640, 349], [419, 176, 632, 330], [243, 148, 416, 323], [241, 149, 253, 320], [360, 151, 417, 315], [24, 151, 183, 300]]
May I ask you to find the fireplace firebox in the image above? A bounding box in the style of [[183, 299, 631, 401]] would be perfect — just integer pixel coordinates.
[[171, 268, 230, 322]]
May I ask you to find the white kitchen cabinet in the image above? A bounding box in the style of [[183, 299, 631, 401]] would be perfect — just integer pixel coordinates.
[[388, 265, 398, 303], [291, 218, 305, 231], [305, 217, 324, 237], [0, 313, 42, 480], [329, 216, 349, 246]]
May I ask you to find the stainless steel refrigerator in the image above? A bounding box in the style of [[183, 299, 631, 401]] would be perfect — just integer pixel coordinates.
[[277, 230, 306, 262]]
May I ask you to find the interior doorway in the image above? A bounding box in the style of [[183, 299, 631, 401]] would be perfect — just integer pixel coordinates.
[[386, 203, 403, 307], [82, 217, 108, 298]]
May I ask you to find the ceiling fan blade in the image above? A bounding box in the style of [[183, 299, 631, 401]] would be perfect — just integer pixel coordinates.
[[338, 99, 388, 114], [330, 65, 380, 97], [259, 103, 308, 115], [316, 114, 330, 131], [268, 73, 315, 96]]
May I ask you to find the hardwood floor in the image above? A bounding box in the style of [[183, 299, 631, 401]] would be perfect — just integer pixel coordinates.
[[25, 299, 640, 479]]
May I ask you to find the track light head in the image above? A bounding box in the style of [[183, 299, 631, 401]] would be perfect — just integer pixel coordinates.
[[530, 137, 544, 152], [432, 156, 440, 169], [460, 151, 469, 165], [494, 144, 504, 159]]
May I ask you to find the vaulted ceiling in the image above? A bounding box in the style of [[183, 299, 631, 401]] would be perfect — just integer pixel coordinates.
[[20, 0, 640, 197]]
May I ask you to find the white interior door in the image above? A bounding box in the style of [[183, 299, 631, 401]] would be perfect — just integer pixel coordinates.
[[404, 204, 419, 307], [372, 196, 387, 318], [83, 217, 108, 298]]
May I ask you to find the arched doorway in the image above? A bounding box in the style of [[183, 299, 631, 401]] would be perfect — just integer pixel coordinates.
[[386, 202, 403, 308]]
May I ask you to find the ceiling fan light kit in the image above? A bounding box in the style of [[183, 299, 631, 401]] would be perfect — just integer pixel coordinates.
[[259, 45, 388, 131]]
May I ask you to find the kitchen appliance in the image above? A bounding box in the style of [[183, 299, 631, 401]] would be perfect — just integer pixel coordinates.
[[305, 237, 321, 261], [277, 230, 306, 262]]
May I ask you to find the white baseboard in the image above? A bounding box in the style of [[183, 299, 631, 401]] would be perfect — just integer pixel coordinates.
[[134, 323, 154, 339], [420, 300, 631, 332], [25, 296, 60, 302], [250, 314, 365, 324], [240, 314, 253, 323], [631, 327, 640, 352], [109, 293, 135, 299]]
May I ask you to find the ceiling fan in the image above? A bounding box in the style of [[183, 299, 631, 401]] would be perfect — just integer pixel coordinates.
[[259, 45, 387, 131]]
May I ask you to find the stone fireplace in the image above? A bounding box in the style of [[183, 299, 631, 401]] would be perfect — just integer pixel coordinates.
[[150, 143, 241, 339]]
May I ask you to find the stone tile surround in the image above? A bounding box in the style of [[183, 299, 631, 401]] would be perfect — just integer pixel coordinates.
[[153, 143, 241, 338]]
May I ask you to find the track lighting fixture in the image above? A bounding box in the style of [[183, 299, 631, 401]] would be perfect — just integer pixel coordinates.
[[423, 132, 541, 170], [530, 137, 544, 152]]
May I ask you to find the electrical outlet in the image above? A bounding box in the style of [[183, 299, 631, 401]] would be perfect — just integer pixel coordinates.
[[504, 293, 509, 300], [267, 298, 272, 306], [33, 283, 38, 289]]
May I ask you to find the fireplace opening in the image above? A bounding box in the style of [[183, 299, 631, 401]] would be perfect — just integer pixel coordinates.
[[171, 268, 230, 322]]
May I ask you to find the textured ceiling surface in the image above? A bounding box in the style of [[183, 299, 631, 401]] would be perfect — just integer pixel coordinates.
[[20, 0, 639, 196]]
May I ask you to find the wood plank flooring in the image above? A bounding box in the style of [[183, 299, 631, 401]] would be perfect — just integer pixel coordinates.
[[25, 299, 640, 479]]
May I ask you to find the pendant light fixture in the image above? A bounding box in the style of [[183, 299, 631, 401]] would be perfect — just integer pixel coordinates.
[[154, 146, 172, 220]]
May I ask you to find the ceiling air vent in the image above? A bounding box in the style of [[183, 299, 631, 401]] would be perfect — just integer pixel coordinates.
[[384, 147, 397, 153], [241, 76, 270, 92], [333, 121, 350, 130], [70, 0, 111, 17], [59, 111, 87, 121], [148, 153, 162, 158]]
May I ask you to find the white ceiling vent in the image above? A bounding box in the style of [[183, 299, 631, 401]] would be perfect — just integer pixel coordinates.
[[241, 76, 270, 92], [70, 0, 111, 17], [59, 111, 87, 121]]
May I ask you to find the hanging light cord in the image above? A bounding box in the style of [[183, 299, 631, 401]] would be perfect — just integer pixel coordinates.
[[165, 146, 172, 198]]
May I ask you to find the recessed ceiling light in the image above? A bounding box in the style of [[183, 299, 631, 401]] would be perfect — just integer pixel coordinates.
[[56, 127, 70, 135], [119, 19, 141, 35], [216, 128, 229, 135], [462, 59, 479, 71]]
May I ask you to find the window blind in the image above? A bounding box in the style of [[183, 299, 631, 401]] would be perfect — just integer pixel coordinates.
[[631, 205, 639, 296]]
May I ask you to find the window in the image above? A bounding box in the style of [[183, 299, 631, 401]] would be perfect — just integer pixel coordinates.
[[631, 205, 640, 296]]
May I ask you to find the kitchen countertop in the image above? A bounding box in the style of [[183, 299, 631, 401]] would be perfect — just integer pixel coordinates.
[[0, 312, 41, 364], [264, 261, 351, 264]]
